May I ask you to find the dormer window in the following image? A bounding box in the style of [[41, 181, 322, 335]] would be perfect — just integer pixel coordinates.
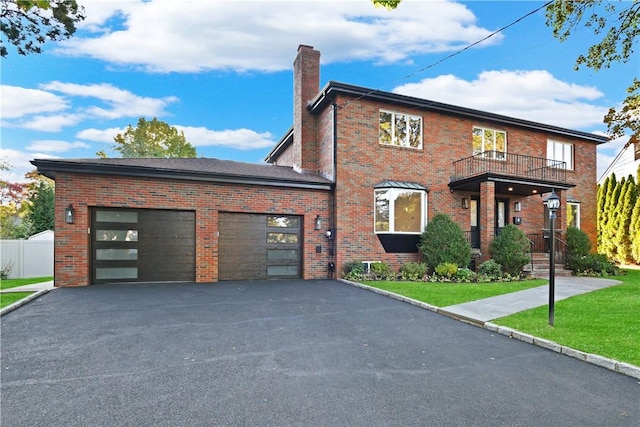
[[379, 110, 422, 149]]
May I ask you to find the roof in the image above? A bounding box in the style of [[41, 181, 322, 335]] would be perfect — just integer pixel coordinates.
[[308, 81, 609, 145], [30, 157, 333, 190], [374, 180, 428, 191]]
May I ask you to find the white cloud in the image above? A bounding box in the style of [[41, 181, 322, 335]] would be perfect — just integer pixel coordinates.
[[58, 0, 499, 72], [76, 127, 126, 143], [0, 148, 60, 183], [393, 70, 607, 130], [0, 85, 68, 119], [177, 127, 276, 150], [41, 81, 178, 119], [26, 140, 91, 153]]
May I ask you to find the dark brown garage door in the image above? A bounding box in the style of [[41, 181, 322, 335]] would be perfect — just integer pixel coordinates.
[[218, 213, 302, 280], [91, 208, 195, 284]]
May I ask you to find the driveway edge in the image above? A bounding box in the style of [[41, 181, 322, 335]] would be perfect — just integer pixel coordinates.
[[0, 289, 51, 317], [339, 279, 640, 381]]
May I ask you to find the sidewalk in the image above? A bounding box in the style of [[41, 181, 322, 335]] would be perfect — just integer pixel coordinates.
[[0, 280, 55, 293], [440, 276, 621, 322]]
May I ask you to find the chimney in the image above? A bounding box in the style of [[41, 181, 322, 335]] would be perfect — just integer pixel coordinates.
[[293, 44, 320, 173]]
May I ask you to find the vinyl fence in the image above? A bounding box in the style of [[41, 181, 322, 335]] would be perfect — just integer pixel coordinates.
[[1, 239, 54, 279]]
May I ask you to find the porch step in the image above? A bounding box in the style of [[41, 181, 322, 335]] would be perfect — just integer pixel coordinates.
[[524, 252, 573, 278]]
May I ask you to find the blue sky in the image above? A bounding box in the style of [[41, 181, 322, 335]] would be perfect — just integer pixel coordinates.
[[1, 0, 637, 183]]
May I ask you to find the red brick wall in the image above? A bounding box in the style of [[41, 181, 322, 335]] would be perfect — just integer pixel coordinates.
[[326, 95, 600, 273], [53, 173, 331, 287]]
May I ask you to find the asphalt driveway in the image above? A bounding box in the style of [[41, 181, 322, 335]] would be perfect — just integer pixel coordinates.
[[1, 280, 638, 426]]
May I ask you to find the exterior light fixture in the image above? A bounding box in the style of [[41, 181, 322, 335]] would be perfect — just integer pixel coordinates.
[[314, 215, 322, 230], [514, 201, 522, 212], [65, 204, 75, 224], [325, 229, 333, 240], [547, 189, 560, 326], [461, 198, 469, 209]]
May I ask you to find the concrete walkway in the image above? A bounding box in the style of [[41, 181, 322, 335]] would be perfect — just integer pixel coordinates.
[[0, 280, 55, 293], [441, 276, 622, 322]]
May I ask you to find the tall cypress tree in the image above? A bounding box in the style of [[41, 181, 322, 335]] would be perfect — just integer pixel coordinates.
[[599, 173, 617, 256], [616, 176, 637, 264], [604, 176, 625, 260], [596, 178, 607, 249], [631, 166, 640, 264]]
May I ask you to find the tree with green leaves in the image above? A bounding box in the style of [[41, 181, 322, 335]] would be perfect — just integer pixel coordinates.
[[1, 0, 85, 57], [604, 176, 625, 260], [98, 117, 197, 158], [546, 0, 639, 146], [418, 213, 471, 271], [24, 173, 55, 234], [614, 176, 637, 263]]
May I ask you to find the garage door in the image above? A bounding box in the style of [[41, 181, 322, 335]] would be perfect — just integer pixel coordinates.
[[219, 213, 302, 280], [91, 208, 195, 284]]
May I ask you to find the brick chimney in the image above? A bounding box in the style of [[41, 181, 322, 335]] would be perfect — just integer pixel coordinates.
[[293, 44, 320, 173]]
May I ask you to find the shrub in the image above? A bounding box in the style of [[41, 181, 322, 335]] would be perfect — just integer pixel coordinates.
[[400, 262, 428, 281], [566, 227, 591, 258], [456, 267, 477, 282], [370, 262, 393, 280], [477, 259, 502, 279], [489, 225, 530, 276], [418, 213, 471, 272], [435, 262, 458, 278], [1, 261, 13, 280], [570, 253, 619, 276], [342, 260, 364, 280]]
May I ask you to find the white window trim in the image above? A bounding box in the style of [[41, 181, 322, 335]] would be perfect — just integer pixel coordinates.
[[472, 126, 507, 160], [379, 110, 423, 149], [547, 139, 574, 170], [374, 188, 427, 234]]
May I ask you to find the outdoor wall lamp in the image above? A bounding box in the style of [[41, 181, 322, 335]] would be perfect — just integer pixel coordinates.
[[314, 215, 322, 230], [547, 189, 560, 326], [325, 229, 333, 240], [461, 198, 469, 209], [65, 204, 75, 224], [514, 201, 522, 212]]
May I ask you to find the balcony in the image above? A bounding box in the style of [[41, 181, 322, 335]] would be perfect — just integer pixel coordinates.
[[449, 151, 574, 196]]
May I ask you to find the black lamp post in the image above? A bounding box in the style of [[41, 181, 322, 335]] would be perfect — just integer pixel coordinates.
[[547, 190, 560, 326]]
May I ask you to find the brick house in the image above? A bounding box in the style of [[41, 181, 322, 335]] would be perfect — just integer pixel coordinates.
[[32, 45, 607, 287]]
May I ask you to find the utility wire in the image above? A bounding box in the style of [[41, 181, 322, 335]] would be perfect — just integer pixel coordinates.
[[339, 0, 554, 110]]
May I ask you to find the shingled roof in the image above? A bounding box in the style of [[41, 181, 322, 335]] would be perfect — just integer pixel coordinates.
[[30, 157, 333, 190]]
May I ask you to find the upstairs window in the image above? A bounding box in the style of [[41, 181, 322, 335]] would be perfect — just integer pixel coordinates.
[[379, 110, 422, 149], [547, 140, 574, 170], [374, 188, 427, 234], [472, 127, 507, 160]]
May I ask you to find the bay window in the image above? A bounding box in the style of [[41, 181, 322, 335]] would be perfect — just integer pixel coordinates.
[[374, 188, 427, 233]]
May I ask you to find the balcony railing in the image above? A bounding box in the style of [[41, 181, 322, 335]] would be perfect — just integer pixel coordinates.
[[451, 151, 567, 183]]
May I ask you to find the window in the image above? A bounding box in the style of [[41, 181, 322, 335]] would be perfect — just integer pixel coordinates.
[[472, 127, 507, 159], [374, 188, 427, 234], [634, 141, 640, 161], [379, 110, 422, 149], [547, 140, 573, 170], [567, 202, 580, 229]]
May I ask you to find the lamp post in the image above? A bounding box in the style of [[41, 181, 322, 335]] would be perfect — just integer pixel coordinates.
[[547, 190, 560, 326]]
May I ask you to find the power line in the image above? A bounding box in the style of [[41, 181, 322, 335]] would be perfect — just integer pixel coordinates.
[[339, 0, 554, 110]]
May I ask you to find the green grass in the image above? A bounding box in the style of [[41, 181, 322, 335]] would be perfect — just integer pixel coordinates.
[[495, 269, 640, 366], [362, 279, 547, 307], [0, 276, 53, 290], [0, 292, 34, 309]]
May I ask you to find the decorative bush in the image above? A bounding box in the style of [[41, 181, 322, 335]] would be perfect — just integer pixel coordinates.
[[566, 227, 591, 258], [571, 253, 619, 276], [342, 260, 364, 280], [435, 262, 458, 278], [455, 268, 477, 282], [370, 262, 393, 280], [400, 262, 428, 281], [477, 259, 502, 279], [418, 213, 471, 272], [489, 225, 530, 276]]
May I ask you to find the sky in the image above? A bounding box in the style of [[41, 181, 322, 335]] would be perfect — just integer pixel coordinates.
[[1, 0, 637, 184]]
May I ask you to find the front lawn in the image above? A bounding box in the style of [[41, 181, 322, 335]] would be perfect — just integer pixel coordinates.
[[0, 277, 53, 290], [361, 279, 547, 307], [495, 269, 640, 366], [0, 292, 34, 309]]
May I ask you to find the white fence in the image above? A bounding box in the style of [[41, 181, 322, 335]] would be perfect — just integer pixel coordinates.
[[1, 239, 54, 279]]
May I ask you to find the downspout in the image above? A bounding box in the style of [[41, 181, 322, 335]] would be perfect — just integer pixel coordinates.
[[329, 100, 339, 279]]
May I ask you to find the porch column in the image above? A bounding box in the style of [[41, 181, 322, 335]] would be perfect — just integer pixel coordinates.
[[479, 181, 495, 262]]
